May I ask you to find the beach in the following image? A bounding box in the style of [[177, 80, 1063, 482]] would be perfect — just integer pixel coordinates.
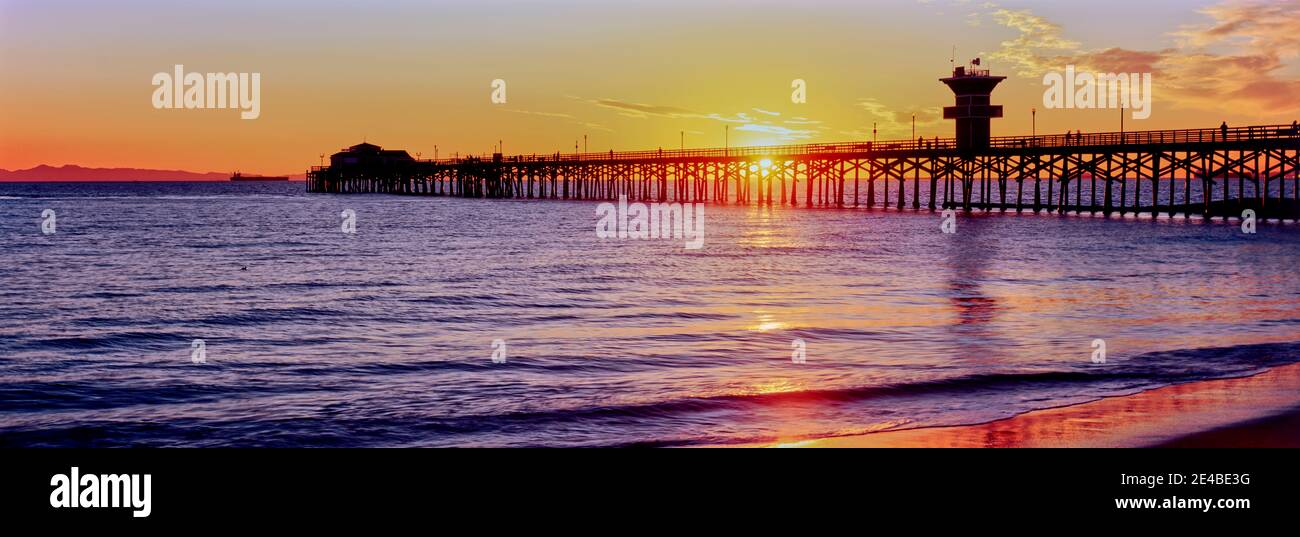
[[764, 362, 1300, 448]]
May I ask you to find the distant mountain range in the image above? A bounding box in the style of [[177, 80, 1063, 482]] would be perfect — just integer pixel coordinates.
[[0, 164, 304, 182]]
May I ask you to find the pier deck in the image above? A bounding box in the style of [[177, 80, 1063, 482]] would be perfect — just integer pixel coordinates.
[[307, 124, 1300, 220]]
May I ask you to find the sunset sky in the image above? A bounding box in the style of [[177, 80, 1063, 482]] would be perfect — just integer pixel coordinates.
[[2, 0, 1298, 174]]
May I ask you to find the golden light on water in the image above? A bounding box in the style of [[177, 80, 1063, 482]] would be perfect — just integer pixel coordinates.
[[744, 379, 802, 396], [750, 313, 788, 332], [737, 207, 796, 248], [772, 440, 820, 448]]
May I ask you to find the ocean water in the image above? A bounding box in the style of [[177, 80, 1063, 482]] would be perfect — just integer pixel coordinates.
[[2, 181, 1299, 447]]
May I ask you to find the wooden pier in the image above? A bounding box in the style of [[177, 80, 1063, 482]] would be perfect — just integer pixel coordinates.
[[307, 124, 1300, 220]]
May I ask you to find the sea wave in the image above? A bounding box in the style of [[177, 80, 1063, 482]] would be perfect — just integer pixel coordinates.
[[8, 340, 1295, 448], [446, 341, 1300, 429]]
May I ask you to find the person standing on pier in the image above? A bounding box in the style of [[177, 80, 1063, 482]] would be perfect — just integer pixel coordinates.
[[1221, 121, 1228, 141]]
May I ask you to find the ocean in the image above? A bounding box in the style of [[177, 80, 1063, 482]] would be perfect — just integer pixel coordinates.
[[2, 181, 1299, 447]]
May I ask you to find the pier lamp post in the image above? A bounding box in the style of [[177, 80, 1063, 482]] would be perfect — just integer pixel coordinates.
[[584, 134, 588, 153], [873, 123, 877, 144], [1032, 107, 1036, 139], [680, 131, 685, 151], [319, 154, 324, 167], [912, 114, 916, 141], [434, 145, 438, 160], [725, 125, 729, 155]]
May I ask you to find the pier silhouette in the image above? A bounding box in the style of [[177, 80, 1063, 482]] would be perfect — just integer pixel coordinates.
[[308, 67, 1300, 220]]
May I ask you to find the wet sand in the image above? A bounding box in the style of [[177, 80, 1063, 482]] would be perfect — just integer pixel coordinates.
[[761, 362, 1300, 448]]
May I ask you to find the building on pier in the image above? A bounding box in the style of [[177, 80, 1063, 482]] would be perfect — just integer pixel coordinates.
[[330, 142, 415, 168], [310, 142, 421, 195], [941, 60, 1005, 151]]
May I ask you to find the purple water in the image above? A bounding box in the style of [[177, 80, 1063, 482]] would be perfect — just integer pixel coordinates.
[[2, 181, 1299, 446]]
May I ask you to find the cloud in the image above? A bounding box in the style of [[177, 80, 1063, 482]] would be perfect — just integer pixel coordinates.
[[499, 108, 611, 132], [501, 109, 573, 119], [783, 117, 821, 125], [705, 112, 755, 123], [856, 98, 943, 137], [591, 99, 696, 118], [578, 121, 614, 132], [986, 0, 1300, 116], [986, 8, 1080, 76], [1174, 1, 1300, 58], [734, 124, 816, 140], [579, 97, 825, 141], [579, 96, 821, 140]]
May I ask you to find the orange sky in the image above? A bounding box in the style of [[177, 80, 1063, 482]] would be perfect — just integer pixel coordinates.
[[2, 0, 1298, 175]]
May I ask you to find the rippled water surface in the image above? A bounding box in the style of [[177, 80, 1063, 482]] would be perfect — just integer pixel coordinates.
[[2, 181, 1299, 446]]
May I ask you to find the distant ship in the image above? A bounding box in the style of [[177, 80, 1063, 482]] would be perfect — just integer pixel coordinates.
[[230, 172, 289, 182]]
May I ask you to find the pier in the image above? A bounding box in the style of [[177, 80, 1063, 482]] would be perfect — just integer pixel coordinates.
[[307, 125, 1300, 220], [307, 67, 1300, 220]]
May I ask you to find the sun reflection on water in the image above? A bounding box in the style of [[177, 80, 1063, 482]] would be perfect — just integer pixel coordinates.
[[748, 312, 789, 332]]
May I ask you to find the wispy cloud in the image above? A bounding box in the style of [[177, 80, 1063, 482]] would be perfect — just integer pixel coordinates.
[[783, 117, 821, 125], [856, 98, 942, 137], [502, 109, 574, 119], [579, 97, 822, 141], [578, 121, 614, 132], [985, 0, 1300, 116], [1173, 1, 1300, 58], [734, 124, 816, 140], [499, 108, 611, 132], [590, 99, 696, 118]]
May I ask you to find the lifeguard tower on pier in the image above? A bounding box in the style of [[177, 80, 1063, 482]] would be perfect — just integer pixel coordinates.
[[941, 59, 1006, 151]]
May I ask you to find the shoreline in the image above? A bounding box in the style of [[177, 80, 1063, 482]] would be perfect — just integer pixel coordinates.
[[755, 362, 1300, 448]]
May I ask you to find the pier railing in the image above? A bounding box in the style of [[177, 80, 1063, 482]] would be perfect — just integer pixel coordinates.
[[407, 124, 1299, 165], [989, 124, 1300, 150]]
